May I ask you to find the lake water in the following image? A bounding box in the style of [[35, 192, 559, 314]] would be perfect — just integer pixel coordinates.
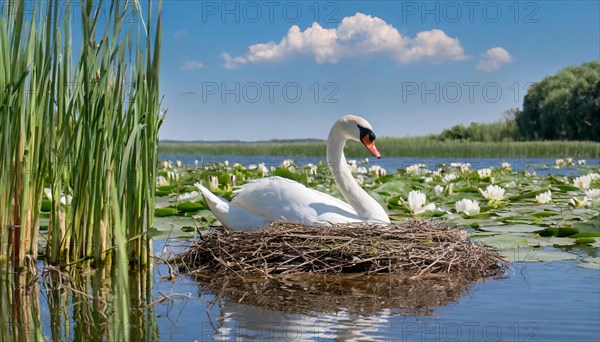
[[28, 156, 600, 341]]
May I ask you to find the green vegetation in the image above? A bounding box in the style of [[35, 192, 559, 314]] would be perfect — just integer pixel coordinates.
[[1, 1, 162, 340], [516, 61, 600, 141], [160, 138, 600, 158], [154, 159, 600, 264]]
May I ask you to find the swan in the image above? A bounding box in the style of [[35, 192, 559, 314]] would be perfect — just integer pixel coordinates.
[[195, 115, 390, 230]]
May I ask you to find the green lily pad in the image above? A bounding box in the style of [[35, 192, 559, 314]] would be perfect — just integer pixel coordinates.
[[501, 247, 578, 262], [535, 227, 579, 237], [479, 224, 541, 233], [155, 207, 177, 217], [575, 238, 596, 245], [176, 201, 204, 212], [41, 199, 51, 212]]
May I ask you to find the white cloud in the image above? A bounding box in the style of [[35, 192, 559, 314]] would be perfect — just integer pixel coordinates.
[[181, 60, 205, 70], [172, 30, 187, 39], [222, 12, 467, 69], [476, 47, 513, 72]]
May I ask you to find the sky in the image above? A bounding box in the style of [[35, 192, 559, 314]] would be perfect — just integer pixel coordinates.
[[156, 0, 599, 141]]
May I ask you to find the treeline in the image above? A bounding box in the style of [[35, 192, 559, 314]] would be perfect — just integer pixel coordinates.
[[516, 61, 599, 141], [438, 61, 600, 142]]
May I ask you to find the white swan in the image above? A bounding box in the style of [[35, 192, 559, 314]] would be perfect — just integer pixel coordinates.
[[195, 115, 390, 230]]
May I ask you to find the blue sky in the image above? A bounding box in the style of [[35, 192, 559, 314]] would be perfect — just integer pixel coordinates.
[[157, 1, 599, 141]]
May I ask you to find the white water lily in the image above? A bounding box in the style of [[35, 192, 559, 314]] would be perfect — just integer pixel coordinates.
[[450, 162, 471, 173], [369, 165, 386, 177], [166, 171, 179, 182], [362, 158, 369, 164], [357, 166, 367, 174], [177, 191, 200, 202], [195, 159, 199, 168], [434, 185, 445, 196], [281, 159, 294, 168], [442, 173, 457, 183], [577, 159, 587, 166], [156, 175, 168, 186], [535, 190, 552, 204], [479, 185, 506, 201], [584, 189, 600, 203], [525, 170, 537, 177], [455, 199, 480, 216], [424, 177, 433, 183], [555, 159, 564, 168], [407, 190, 436, 215], [44, 188, 72, 206], [233, 162, 243, 170], [566, 158, 574, 166], [224, 160, 229, 167], [176, 160, 182, 168], [406, 163, 427, 174], [588, 172, 600, 181], [573, 175, 592, 189], [570, 196, 589, 208], [229, 174, 237, 186], [306, 163, 318, 176], [477, 168, 492, 178], [355, 175, 364, 185], [208, 175, 219, 190], [161, 160, 169, 169], [247, 164, 258, 170], [502, 162, 512, 170], [258, 163, 269, 175]]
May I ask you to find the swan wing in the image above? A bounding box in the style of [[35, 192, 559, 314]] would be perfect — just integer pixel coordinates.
[[231, 176, 360, 225]]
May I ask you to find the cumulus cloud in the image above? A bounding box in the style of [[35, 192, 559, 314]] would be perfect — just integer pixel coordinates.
[[222, 12, 467, 69], [181, 60, 205, 70], [476, 47, 513, 72]]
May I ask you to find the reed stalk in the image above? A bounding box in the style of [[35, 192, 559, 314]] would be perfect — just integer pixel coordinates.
[[0, 0, 163, 268]]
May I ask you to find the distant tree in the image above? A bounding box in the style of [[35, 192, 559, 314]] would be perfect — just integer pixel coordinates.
[[516, 61, 600, 141]]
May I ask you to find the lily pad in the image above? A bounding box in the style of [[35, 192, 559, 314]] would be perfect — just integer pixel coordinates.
[[501, 247, 578, 262], [177, 201, 204, 212], [155, 207, 177, 217], [479, 224, 541, 234], [535, 227, 579, 237], [578, 257, 600, 269]]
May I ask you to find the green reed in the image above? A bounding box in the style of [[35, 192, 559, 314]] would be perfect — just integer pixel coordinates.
[[0, 0, 163, 269], [159, 138, 600, 158]]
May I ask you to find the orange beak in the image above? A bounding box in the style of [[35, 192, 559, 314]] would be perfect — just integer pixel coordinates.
[[361, 135, 381, 159]]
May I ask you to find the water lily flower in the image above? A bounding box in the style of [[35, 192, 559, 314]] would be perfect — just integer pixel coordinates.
[[555, 159, 564, 168], [570, 197, 589, 208], [44, 188, 72, 206], [455, 199, 480, 216], [177, 191, 200, 202], [355, 175, 364, 185], [369, 165, 386, 177], [167, 160, 173, 169], [525, 170, 537, 177], [166, 171, 179, 182], [407, 190, 436, 215], [156, 175, 168, 186], [406, 163, 427, 174], [195, 160, 199, 168], [479, 185, 506, 202], [451, 162, 471, 173], [247, 164, 258, 170], [502, 162, 512, 170], [357, 166, 367, 174], [306, 163, 318, 176], [258, 163, 269, 175], [536, 190, 552, 204], [362, 158, 369, 164], [424, 177, 433, 183], [477, 168, 492, 178], [229, 174, 237, 186], [577, 159, 587, 166], [208, 175, 219, 190], [233, 163, 244, 170], [566, 158, 574, 166], [224, 160, 229, 167], [281, 159, 294, 168], [161, 160, 169, 169], [434, 185, 444, 196], [588, 172, 600, 181], [176, 160, 182, 168], [442, 173, 458, 183], [573, 175, 592, 189], [584, 189, 600, 203]]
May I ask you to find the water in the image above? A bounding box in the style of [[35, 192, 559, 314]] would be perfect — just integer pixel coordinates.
[[151, 241, 600, 341], [160, 154, 600, 177], [148, 155, 600, 341], [18, 156, 600, 341]]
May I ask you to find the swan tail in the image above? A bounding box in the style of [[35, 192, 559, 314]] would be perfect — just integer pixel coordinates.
[[195, 182, 268, 231]]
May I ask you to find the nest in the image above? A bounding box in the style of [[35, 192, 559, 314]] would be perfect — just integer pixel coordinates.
[[172, 220, 506, 279]]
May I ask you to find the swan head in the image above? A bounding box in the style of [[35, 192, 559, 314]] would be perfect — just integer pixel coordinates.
[[333, 115, 382, 159]]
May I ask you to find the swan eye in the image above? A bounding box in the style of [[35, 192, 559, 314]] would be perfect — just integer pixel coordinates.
[[357, 124, 376, 142]]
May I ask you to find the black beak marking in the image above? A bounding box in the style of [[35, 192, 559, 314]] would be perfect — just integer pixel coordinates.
[[358, 124, 376, 143]]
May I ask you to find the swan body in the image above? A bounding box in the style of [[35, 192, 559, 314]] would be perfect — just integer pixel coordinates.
[[196, 115, 390, 230]]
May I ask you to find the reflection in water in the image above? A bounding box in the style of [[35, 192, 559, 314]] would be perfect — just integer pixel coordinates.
[[196, 272, 492, 341], [0, 263, 159, 341]]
